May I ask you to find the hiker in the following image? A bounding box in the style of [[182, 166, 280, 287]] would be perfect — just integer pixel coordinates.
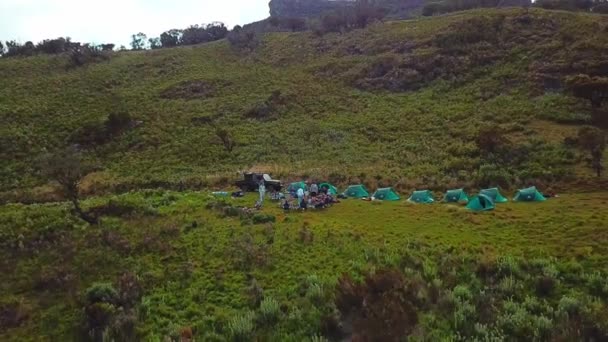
[[258, 177, 265, 206], [281, 198, 290, 211], [297, 187, 305, 209], [310, 182, 319, 197]]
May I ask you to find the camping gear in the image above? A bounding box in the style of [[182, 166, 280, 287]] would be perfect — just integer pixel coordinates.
[[344, 185, 369, 198], [513, 186, 546, 202], [372, 187, 400, 201], [319, 182, 339, 195], [466, 194, 495, 211], [443, 189, 469, 203], [408, 190, 434, 203], [287, 181, 307, 193], [480, 188, 508, 203], [231, 191, 244, 198], [212, 191, 228, 197]]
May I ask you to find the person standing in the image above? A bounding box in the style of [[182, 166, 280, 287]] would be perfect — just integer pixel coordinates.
[[310, 182, 319, 197], [297, 186, 305, 209], [258, 177, 266, 206]]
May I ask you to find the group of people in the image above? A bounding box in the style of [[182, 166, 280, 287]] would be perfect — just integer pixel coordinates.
[[282, 181, 339, 210], [252, 179, 338, 210]]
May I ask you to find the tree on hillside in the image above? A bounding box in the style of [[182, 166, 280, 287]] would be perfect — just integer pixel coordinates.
[[38, 147, 98, 224], [285, 17, 307, 32], [100, 44, 115, 51], [160, 29, 182, 48], [205, 22, 229, 40], [352, 0, 386, 29], [148, 37, 161, 49], [577, 126, 606, 177], [566, 74, 608, 108], [0, 41, 4, 56], [130, 32, 147, 50]]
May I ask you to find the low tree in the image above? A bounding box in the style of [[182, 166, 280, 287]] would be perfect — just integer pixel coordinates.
[[38, 147, 98, 224], [100, 43, 115, 51], [0, 41, 4, 56], [577, 126, 606, 177], [148, 37, 161, 49], [130, 32, 147, 50], [206, 22, 229, 40], [160, 29, 182, 48]]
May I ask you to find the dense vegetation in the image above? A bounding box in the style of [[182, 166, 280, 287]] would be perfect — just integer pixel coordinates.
[[1, 191, 608, 340], [1, 7, 608, 341], [1, 9, 606, 201]]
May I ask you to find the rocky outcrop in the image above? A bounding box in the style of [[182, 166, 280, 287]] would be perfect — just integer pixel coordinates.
[[269, 0, 352, 18], [269, 0, 425, 19]]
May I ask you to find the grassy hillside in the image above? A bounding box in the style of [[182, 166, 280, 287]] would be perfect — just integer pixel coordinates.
[[1, 8, 607, 200], [1, 190, 608, 340], [2, 8, 608, 340]]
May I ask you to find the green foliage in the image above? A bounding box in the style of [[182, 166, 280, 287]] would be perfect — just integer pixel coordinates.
[[252, 213, 276, 224], [259, 297, 281, 325], [228, 311, 256, 341], [86, 283, 118, 304]]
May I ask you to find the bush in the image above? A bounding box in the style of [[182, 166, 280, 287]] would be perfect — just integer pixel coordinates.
[[252, 214, 276, 224], [259, 297, 281, 325], [558, 296, 581, 317], [86, 283, 118, 305], [228, 311, 255, 341], [227, 26, 258, 52]]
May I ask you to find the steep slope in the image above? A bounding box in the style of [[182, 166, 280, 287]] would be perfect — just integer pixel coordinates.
[[0, 8, 607, 198]]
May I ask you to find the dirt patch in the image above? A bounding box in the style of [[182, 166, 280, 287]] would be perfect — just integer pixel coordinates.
[[160, 79, 231, 100]]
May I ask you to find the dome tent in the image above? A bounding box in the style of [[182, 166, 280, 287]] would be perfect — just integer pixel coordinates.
[[443, 189, 469, 203], [372, 187, 400, 201], [466, 194, 495, 211], [344, 184, 369, 198], [287, 181, 307, 193], [513, 186, 546, 202], [319, 183, 338, 195], [407, 190, 434, 203], [480, 188, 508, 203]]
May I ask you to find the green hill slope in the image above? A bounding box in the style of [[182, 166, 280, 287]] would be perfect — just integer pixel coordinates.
[[1, 9, 607, 197]]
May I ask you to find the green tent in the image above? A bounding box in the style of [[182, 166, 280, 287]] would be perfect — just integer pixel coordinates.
[[408, 190, 434, 203], [372, 187, 400, 201], [466, 194, 495, 211], [344, 184, 369, 198], [287, 181, 306, 193], [513, 186, 546, 202], [319, 182, 338, 195], [443, 189, 469, 203], [480, 188, 508, 203]]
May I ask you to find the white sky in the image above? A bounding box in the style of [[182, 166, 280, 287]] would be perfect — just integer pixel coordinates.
[[0, 0, 270, 47]]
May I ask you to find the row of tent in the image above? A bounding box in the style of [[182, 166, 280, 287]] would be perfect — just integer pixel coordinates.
[[287, 182, 546, 212]]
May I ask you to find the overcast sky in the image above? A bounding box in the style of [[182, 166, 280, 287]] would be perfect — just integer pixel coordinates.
[[0, 0, 270, 47]]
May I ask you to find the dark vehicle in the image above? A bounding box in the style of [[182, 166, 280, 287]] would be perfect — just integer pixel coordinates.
[[235, 173, 282, 192]]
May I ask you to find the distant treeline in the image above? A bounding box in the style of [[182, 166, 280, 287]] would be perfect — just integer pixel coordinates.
[[0, 37, 115, 58]]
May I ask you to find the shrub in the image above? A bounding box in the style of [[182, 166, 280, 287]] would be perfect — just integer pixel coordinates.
[[498, 276, 518, 296], [228, 311, 255, 341], [452, 284, 473, 302], [558, 296, 581, 317], [306, 284, 325, 305], [497, 255, 521, 278], [259, 297, 281, 325], [252, 214, 276, 224], [86, 283, 118, 305]]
